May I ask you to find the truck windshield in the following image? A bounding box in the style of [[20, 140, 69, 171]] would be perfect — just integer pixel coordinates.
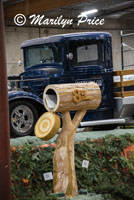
[[24, 42, 62, 67], [69, 39, 103, 67]]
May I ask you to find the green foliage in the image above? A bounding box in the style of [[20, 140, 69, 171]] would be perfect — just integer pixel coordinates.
[[11, 134, 134, 200], [11, 145, 54, 199]]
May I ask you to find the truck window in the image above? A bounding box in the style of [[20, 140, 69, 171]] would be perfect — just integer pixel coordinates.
[[77, 44, 98, 63], [24, 43, 62, 67], [69, 40, 103, 67]]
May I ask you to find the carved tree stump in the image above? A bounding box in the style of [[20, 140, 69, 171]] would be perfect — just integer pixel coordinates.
[[53, 110, 86, 197], [35, 82, 101, 197]]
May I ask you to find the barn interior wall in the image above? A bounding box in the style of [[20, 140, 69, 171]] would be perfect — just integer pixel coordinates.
[[5, 26, 131, 75]]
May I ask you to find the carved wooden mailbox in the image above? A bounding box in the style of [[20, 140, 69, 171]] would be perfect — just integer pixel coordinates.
[[35, 82, 101, 197]]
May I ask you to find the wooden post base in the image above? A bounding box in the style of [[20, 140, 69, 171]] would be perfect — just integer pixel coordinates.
[[53, 110, 86, 197]]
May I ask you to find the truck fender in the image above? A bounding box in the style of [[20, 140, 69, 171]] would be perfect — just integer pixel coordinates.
[[8, 90, 44, 106]]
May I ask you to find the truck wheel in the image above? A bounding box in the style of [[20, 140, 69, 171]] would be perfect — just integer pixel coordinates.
[[9, 100, 38, 137]]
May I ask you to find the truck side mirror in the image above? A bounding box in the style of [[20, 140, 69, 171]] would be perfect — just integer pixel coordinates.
[[17, 59, 23, 67], [66, 53, 73, 60]]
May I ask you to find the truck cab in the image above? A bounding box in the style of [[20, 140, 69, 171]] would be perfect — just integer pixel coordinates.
[[8, 32, 114, 137]]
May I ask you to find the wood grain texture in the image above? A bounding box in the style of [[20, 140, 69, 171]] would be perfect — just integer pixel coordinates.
[[39, 83, 102, 197], [114, 80, 134, 87], [114, 70, 134, 76], [53, 110, 86, 197], [34, 112, 60, 141], [114, 70, 134, 98], [43, 82, 101, 112], [114, 91, 134, 97]]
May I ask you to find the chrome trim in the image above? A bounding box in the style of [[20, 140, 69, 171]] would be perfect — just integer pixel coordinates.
[[8, 77, 49, 82], [11, 105, 34, 134], [80, 118, 126, 127]]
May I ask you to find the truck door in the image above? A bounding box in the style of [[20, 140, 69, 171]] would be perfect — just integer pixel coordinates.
[[64, 37, 114, 122]]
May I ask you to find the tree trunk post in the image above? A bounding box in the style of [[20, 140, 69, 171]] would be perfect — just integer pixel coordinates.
[[35, 82, 101, 198], [53, 110, 86, 197]]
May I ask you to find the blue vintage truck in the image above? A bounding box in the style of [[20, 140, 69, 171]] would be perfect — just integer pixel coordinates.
[[8, 32, 134, 137]]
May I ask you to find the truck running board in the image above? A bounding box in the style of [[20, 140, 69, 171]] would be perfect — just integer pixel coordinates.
[[80, 118, 126, 127]]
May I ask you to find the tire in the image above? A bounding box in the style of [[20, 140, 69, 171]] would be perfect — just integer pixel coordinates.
[[9, 100, 38, 138]]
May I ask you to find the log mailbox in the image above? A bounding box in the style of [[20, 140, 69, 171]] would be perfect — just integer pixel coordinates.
[[35, 82, 101, 197], [43, 82, 101, 112]]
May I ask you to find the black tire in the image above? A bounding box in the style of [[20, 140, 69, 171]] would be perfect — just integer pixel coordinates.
[[9, 100, 38, 138]]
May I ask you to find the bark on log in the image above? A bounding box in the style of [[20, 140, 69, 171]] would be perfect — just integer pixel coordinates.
[[53, 110, 86, 197], [43, 82, 101, 112]]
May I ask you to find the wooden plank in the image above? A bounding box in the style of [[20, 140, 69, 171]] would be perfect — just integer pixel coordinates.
[[113, 71, 122, 76], [114, 70, 134, 76], [114, 92, 122, 97], [114, 90, 134, 97], [114, 80, 134, 87], [4, 0, 87, 19], [121, 69, 134, 75], [122, 91, 134, 97], [114, 82, 121, 87], [120, 75, 124, 94], [122, 80, 134, 87]]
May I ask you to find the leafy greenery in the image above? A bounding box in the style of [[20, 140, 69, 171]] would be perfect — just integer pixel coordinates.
[[11, 144, 54, 199], [11, 134, 134, 199]]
